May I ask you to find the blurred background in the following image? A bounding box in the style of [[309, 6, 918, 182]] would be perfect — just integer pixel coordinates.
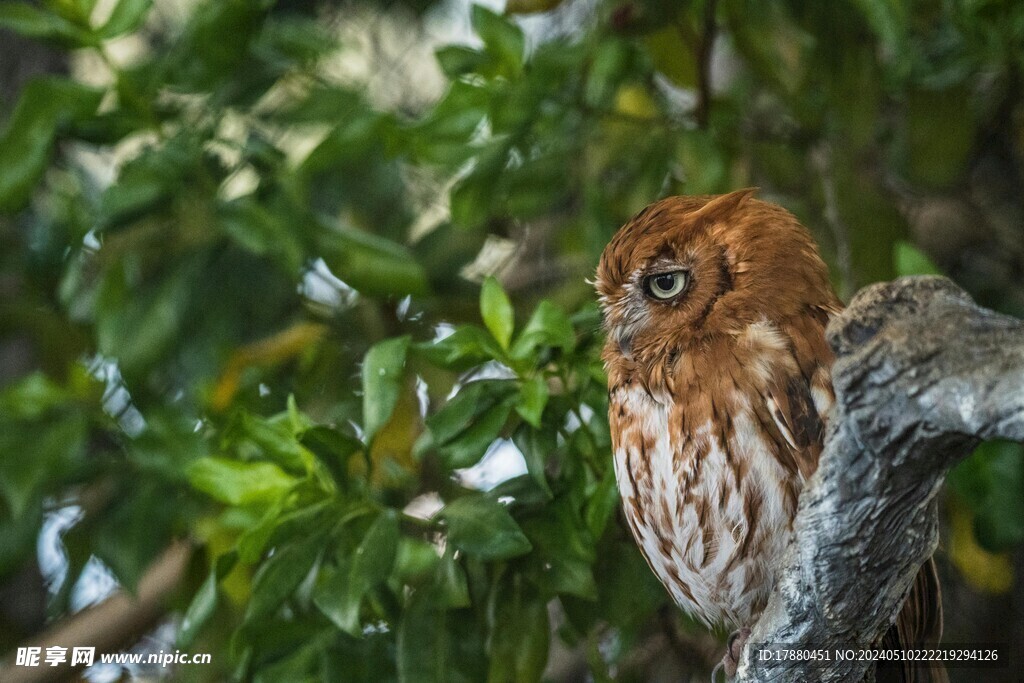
[[0, 0, 1022, 680]]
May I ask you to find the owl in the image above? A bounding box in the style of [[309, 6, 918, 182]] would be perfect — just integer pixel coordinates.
[[594, 190, 943, 681]]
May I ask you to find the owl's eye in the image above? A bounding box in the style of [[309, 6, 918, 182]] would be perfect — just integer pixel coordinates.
[[644, 270, 688, 300]]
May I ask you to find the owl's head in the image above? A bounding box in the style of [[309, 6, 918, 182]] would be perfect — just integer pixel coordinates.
[[594, 189, 836, 369]]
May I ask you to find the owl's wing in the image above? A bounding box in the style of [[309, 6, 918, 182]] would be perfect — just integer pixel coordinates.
[[762, 306, 837, 480], [877, 559, 947, 683], [765, 373, 827, 480]]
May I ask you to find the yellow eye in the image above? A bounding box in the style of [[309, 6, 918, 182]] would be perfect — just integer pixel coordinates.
[[644, 270, 688, 300]]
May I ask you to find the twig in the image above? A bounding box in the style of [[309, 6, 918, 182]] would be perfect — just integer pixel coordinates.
[[811, 143, 855, 300], [694, 0, 718, 129]]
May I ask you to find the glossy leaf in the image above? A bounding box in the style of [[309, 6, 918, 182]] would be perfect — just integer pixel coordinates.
[[0, 414, 87, 517], [511, 423, 554, 497], [0, 2, 94, 45], [480, 277, 514, 350], [397, 590, 448, 683], [487, 581, 549, 683], [314, 511, 400, 635], [244, 537, 322, 623], [440, 496, 531, 561], [362, 336, 410, 443], [98, 0, 151, 37], [323, 223, 430, 297], [414, 326, 506, 371], [435, 45, 487, 78], [0, 78, 102, 212], [515, 375, 548, 428], [510, 301, 576, 360], [178, 552, 237, 647], [187, 458, 296, 506], [423, 379, 517, 448], [471, 5, 524, 75]]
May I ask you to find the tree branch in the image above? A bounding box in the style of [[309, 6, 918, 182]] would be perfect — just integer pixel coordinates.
[[736, 276, 1024, 682], [0, 541, 192, 683]]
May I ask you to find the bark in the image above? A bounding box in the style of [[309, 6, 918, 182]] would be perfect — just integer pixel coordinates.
[[735, 275, 1024, 682]]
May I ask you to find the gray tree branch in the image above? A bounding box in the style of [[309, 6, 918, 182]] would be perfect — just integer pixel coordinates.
[[735, 275, 1024, 682]]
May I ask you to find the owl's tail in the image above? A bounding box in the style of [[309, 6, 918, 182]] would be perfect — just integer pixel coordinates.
[[876, 556, 947, 683]]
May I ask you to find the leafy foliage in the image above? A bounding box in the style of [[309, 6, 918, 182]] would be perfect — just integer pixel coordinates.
[[1, 0, 1022, 679]]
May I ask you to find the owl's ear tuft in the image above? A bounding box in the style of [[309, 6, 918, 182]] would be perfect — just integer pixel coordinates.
[[689, 187, 758, 223]]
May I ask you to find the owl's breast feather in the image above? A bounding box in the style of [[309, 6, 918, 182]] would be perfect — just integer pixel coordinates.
[[610, 382, 800, 627]]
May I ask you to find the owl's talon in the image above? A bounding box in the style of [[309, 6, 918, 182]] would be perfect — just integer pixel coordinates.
[[718, 627, 751, 679]]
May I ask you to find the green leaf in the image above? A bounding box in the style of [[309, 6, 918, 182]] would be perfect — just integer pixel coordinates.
[[480, 277, 514, 350], [563, 539, 665, 631], [245, 537, 322, 623], [0, 372, 76, 420], [393, 537, 442, 587], [397, 589, 448, 683], [435, 45, 487, 78], [237, 497, 285, 564], [414, 326, 506, 371], [396, 589, 487, 682], [64, 0, 98, 19], [96, 132, 204, 228], [440, 496, 531, 561], [973, 443, 1024, 550], [0, 413, 87, 517], [362, 336, 410, 442], [424, 379, 516, 447], [410, 80, 489, 166], [94, 258, 198, 375], [521, 498, 596, 599], [584, 38, 631, 108], [585, 471, 619, 538], [510, 300, 575, 360], [232, 412, 313, 473], [487, 580, 549, 683], [218, 198, 305, 273], [322, 222, 429, 297], [422, 380, 517, 469], [433, 549, 470, 608], [163, 0, 270, 92], [850, 0, 907, 56], [178, 573, 217, 647], [0, 2, 94, 45], [314, 511, 399, 635], [515, 375, 548, 428], [98, 0, 151, 37], [0, 505, 41, 577], [300, 426, 363, 486], [187, 457, 296, 506], [894, 241, 942, 277], [178, 552, 236, 647], [0, 78, 103, 212], [438, 403, 512, 469], [471, 5, 524, 75], [511, 423, 553, 497], [251, 15, 335, 66], [91, 481, 177, 590]]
